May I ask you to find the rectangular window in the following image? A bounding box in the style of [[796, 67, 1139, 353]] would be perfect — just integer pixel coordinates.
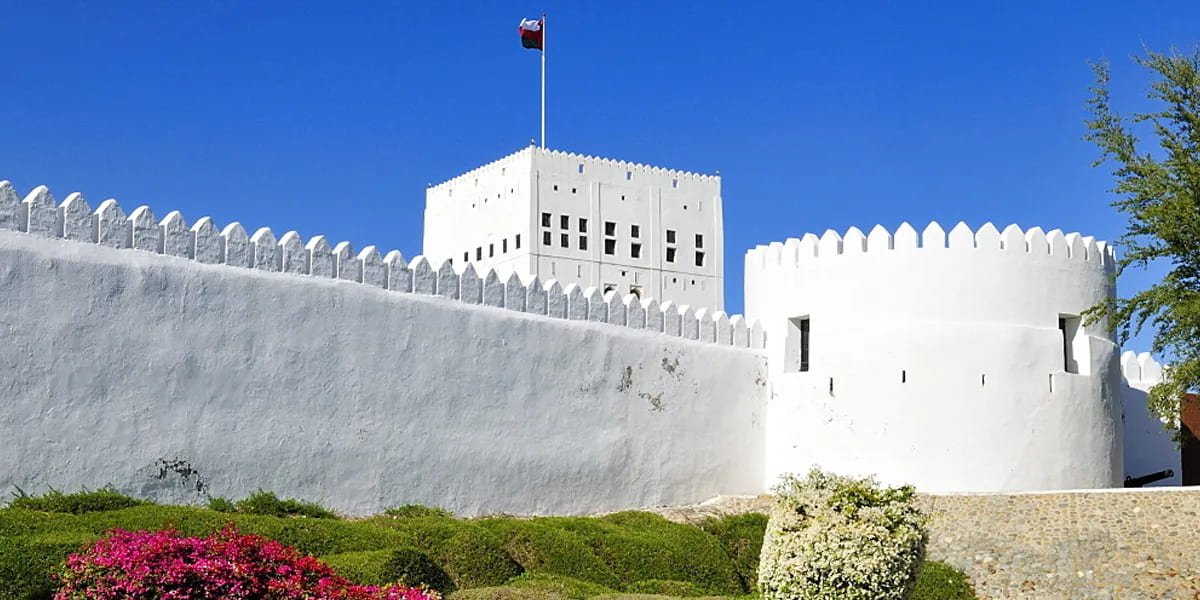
[[695, 252, 705, 267], [489, 244, 494, 258], [579, 218, 588, 233], [605, 221, 616, 236], [785, 317, 811, 373], [502, 239, 508, 253], [541, 212, 551, 227], [631, 224, 640, 238], [476, 247, 482, 261], [695, 234, 704, 248], [1059, 315, 1083, 374], [625, 171, 632, 180], [604, 239, 616, 255], [579, 236, 588, 251], [631, 243, 642, 258], [542, 232, 551, 246], [515, 234, 521, 249], [666, 247, 676, 263], [578, 164, 584, 173], [560, 215, 569, 229], [666, 229, 676, 244], [560, 233, 569, 248], [463, 252, 469, 262]]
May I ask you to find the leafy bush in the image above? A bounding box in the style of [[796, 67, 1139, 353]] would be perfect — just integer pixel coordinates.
[[7, 487, 151, 514], [0, 533, 96, 600], [478, 519, 621, 589], [232, 489, 339, 519], [910, 560, 976, 600], [450, 586, 567, 600], [758, 468, 926, 600], [624, 580, 707, 596], [52, 526, 440, 600], [698, 513, 768, 592], [206, 496, 236, 512], [386, 505, 455, 519], [504, 572, 619, 599], [326, 547, 457, 593]]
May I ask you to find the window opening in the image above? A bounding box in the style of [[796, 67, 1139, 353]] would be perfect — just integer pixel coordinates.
[[560, 215, 569, 229], [672, 179, 678, 188], [625, 171, 632, 180], [666, 229, 676, 244], [1059, 316, 1082, 374], [579, 236, 588, 251], [604, 239, 616, 255], [515, 234, 521, 249], [605, 221, 616, 236], [695, 234, 704, 248], [695, 252, 705, 267], [489, 244, 494, 258], [786, 317, 810, 373], [571, 187, 577, 194], [631, 224, 640, 238], [502, 239, 508, 253], [631, 243, 642, 258], [542, 232, 551, 246], [560, 233, 569, 248], [578, 164, 584, 173], [579, 218, 588, 233], [476, 247, 482, 261], [541, 212, 551, 227], [666, 247, 677, 263], [553, 184, 559, 191]]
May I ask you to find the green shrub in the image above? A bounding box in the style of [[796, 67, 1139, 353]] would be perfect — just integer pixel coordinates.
[[504, 572, 618, 599], [758, 468, 926, 600], [478, 519, 620, 589], [325, 547, 457, 592], [206, 496, 236, 512], [385, 505, 455, 519], [233, 490, 339, 519], [450, 586, 567, 600], [698, 513, 768, 592], [0, 532, 97, 600], [7, 486, 151, 514], [911, 561, 976, 600], [442, 527, 525, 588], [624, 580, 708, 597]]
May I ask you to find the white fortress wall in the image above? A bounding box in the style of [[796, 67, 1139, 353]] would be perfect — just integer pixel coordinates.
[[745, 222, 1123, 493], [0, 181, 767, 516], [1120, 352, 1183, 485]]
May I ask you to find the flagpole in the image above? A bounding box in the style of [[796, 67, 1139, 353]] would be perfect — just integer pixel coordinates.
[[540, 13, 546, 149]]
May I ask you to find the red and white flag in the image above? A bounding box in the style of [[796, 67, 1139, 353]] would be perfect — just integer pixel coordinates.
[[519, 18, 543, 51]]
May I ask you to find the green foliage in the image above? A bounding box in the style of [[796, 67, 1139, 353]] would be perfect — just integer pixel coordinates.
[[324, 547, 457, 593], [232, 490, 339, 519], [477, 519, 621, 589], [504, 572, 619, 599], [624, 580, 707, 597], [450, 586, 567, 600], [206, 496, 236, 512], [7, 486, 151, 514], [698, 513, 768, 592], [0, 532, 96, 600], [1083, 45, 1200, 433], [385, 505, 455, 519], [910, 561, 977, 600], [758, 468, 926, 600]]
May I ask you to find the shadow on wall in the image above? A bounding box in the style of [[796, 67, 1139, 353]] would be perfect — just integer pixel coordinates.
[[1183, 395, 1200, 485], [1122, 384, 1182, 486]]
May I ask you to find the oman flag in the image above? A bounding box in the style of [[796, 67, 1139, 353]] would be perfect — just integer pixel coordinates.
[[519, 18, 543, 50]]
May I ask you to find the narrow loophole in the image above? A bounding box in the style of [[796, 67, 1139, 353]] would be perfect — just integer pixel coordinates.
[[981, 374, 986, 387], [1049, 373, 1054, 393], [901, 370, 906, 383], [828, 378, 834, 396]]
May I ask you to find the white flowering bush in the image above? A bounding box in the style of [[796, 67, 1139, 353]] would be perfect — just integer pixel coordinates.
[[758, 468, 926, 600]]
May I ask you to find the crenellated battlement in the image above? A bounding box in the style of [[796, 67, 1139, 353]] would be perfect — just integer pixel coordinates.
[[0, 180, 761, 349], [1121, 351, 1164, 384], [536, 148, 719, 182], [746, 222, 1115, 269], [428, 147, 533, 190]]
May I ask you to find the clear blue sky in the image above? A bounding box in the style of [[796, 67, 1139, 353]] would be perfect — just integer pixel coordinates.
[[3, 2, 1196, 350]]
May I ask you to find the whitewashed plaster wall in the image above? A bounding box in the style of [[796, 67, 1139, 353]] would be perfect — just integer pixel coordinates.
[[1121, 352, 1182, 485], [745, 222, 1123, 493], [0, 182, 767, 517]]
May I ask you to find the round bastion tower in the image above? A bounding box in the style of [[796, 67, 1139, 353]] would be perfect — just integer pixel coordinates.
[[744, 222, 1123, 493]]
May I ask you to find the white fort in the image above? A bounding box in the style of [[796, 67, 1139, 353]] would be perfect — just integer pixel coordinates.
[[423, 146, 724, 311], [0, 146, 1187, 516]]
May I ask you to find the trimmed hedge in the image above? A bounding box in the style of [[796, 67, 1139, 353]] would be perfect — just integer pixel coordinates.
[[697, 513, 768, 592], [477, 519, 621, 589], [911, 560, 976, 600], [505, 573, 619, 599], [0, 532, 96, 600], [324, 547, 456, 592]]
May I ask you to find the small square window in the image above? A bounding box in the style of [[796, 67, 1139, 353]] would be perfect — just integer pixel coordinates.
[[543, 232, 551, 246], [666, 230, 676, 244], [672, 179, 678, 188], [631, 243, 642, 258], [463, 252, 469, 262], [605, 221, 616, 236], [560, 215, 569, 229], [502, 239, 508, 253], [541, 212, 551, 227], [695, 251, 705, 267], [666, 247, 677, 263], [579, 236, 588, 251], [515, 234, 521, 249], [625, 171, 631, 180], [476, 247, 482, 261], [604, 239, 616, 255], [578, 164, 584, 173], [579, 218, 588, 233], [489, 244, 494, 258], [553, 184, 559, 191], [631, 224, 640, 238], [695, 234, 704, 248], [560, 233, 569, 248], [571, 187, 577, 194]]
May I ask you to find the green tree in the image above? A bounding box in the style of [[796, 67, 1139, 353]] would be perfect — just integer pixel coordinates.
[[1084, 46, 1200, 435]]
